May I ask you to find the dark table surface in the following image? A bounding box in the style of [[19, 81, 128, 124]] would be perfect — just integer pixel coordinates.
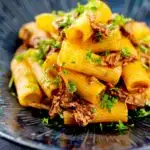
[[0, 137, 33, 150]]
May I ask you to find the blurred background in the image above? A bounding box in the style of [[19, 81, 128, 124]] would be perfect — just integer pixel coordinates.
[[105, 0, 150, 24]]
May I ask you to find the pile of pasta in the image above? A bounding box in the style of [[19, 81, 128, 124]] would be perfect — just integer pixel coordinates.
[[11, 0, 150, 126]]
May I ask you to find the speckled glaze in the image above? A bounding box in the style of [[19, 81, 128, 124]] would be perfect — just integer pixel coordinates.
[[0, 0, 150, 149]]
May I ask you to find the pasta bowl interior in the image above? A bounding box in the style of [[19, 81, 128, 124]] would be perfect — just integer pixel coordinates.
[[0, 0, 150, 149]]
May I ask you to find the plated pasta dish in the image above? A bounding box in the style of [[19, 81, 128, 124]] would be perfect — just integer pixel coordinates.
[[10, 0, 150, 130]]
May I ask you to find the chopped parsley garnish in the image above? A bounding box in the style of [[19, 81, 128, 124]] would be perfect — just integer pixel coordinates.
[[101, 50, 110, 56], [11, 91, 16, 97], [100, 94, 118, 112], [108, 14, 132, 30], [71, 60, 76, 64], [53, 75, 61, 86], [74, 3, 85, 16], [146, 101, 150, 107], [99, 123, 103, 131], [86, 50, 101, 64], [137, 108, 150, 118], [58, 113, 64, 119], [62, 69, 69, 75], [67, 81, 77, 93], [86, 0, 102, 12], [41, 117, 49, 125], [8, 76, 14, 90], [58, 15, 73, 29], [112, 14, 132, 26], [62, 62, 66, 67], [35, 38, 61, 65], [15, 53, 24, 61], [91, 108, 96, 113], [95, 32, 102, 42], [139, 45, 148, 53], [121, 48, 131, 57], [116, 120, 128, 134], [110, 87, 120, 91]]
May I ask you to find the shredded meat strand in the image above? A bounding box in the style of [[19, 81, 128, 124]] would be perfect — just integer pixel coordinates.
[[49, 80, 94, 126], [110, 88, 148, 106], [102, 53, 121, 67]]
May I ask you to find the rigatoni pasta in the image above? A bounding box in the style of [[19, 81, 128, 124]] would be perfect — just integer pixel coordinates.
[[11, 59, 42, 106], [10, 0, 150, 128]]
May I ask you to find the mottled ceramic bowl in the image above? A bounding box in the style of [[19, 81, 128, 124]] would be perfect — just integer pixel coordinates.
[[0, 0, 150, 149]]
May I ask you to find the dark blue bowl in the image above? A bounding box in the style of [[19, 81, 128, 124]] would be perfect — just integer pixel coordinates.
[[0, 0, 150, 149]]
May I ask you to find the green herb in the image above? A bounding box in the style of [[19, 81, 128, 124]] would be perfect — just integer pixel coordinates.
[[58, 113, 64, 119], [57, 11, 65, 16], [137, 108, 150, 117], [107, 23, 117, 31], [139, 45, 148, 53], [62, 69, 69, 75], [107, 122, 114, 128], [15, 53, 24, 61], [11, 91, 16, 97], [36, 39, 61, 65], [38, 39, 61, 52], [112, 14, 132, 26], [62, 62, 66, 67], [91, 108, 96, 113], [116, 120, 128, 134], [86, 50, 101, 64], [100, 94, 118, 112], [86, 50, 92, 60], [41, 117, 49, 125], [99, 123, 103, 131], [110, 87, 120, 91], [95, 32, 102, 42], [74, 3, 85, 16], [104, 50, 110, 56], [67, 81, 77, 93], [86, 0, 101, 12], [71, 60, 76, 64], [121, 48, 131, 57], [58, 15, 73, 29], [8, 76, 14, 90], [146, 101, 150, 107], [53, 75, 61, 86]]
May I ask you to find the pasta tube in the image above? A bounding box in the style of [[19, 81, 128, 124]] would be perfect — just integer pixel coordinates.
[[60, 70, 106, 104], [81, 27, 122, 53], [63, 102, 128, 125], [26, 50, 58, 98], [65, 12, 93, 42], [122, 61, 150, 92], [43, 52, 58, 76], [11, 59, 42, 106], [120, 36, 138, 58], [85, 0, 112, 24], [58, 41, 122, 85], [124, 21, 150, 42], [35, 13, 57, 35]]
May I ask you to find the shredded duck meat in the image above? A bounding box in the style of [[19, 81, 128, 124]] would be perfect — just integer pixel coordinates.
[[110, 88, 148, 106], [89, 14, 110, 41], [49, 79, 94, 126], [102, 53, 121, 67], [101, 52, 137, 67], [141, 52, 150, 68], [122, 56, 137, 66]]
